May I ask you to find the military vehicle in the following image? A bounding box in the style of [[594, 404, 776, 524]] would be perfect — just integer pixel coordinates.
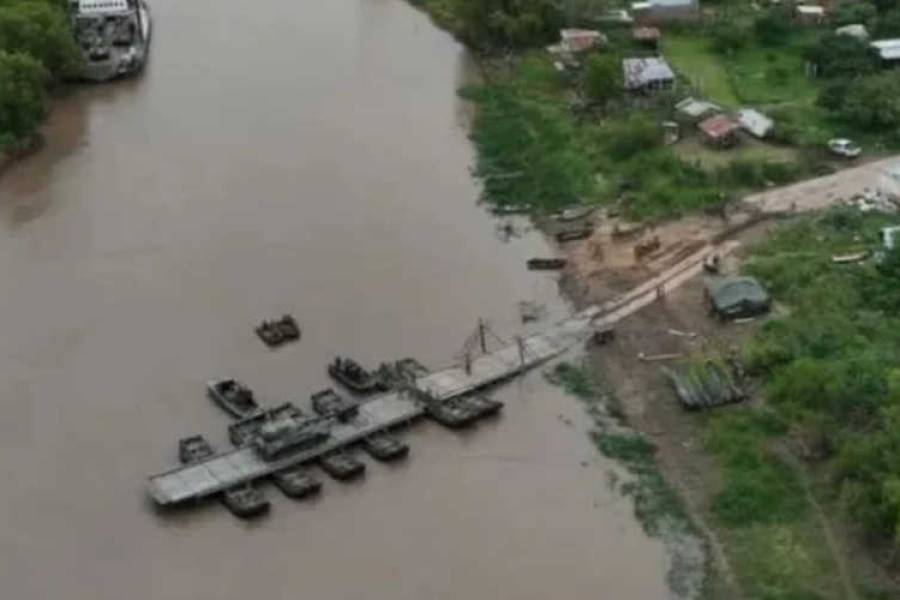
[[207, 379, 260, 419], [327, 357, 386, 394], [252, 414, 330, 461], [255, 314, 301, 348], [425, 397, 479, 428], [311, 388, 358, 422], [228, 403, 305, 446]]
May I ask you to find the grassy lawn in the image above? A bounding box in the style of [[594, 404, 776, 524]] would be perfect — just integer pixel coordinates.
[[727, 43, 819, 107], [664, 35, 740, 107]]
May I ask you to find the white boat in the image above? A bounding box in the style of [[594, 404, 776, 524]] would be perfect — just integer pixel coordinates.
[[70, 0, 152, 82]]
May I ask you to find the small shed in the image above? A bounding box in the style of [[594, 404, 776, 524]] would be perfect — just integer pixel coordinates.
[[736, 108, 774, 138], [795, 5, 825, 24], [633, 26, 661, 47], [705, 276, 771, 319], [631, 0, 699, 23], [871, 39, 900, 63], [623, 57, 675, 92], [836, 24, 869, 41], [675, 97, 722, 122], [698, 114, 740, 147], [560, 29, 607, 53]]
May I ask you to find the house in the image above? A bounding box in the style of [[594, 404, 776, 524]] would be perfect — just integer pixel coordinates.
[[836, 24, 868, 41], [675, 97, 721, 122], [871, 39, 900, 64], [698, 114, 740, 147], [623, 57, 676, 92], [795, 5, 825, 25], [736, 108, 774, 138], [631, 0, 699, 23], [633, 26, 662, 48]]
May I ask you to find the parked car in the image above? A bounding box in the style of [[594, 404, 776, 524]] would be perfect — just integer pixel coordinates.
[[828, 138, 862, 158]]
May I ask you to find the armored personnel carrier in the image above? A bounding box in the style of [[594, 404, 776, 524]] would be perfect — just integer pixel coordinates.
[[178, 435, 214, 465], [272, 467, 322, 499], [362, 433, 409, 462], [221, 485, 270, 519], [207, 379, 260, 419], [319, 451, 365, 480], [252, 414, 330, 461], [311, 388, 358, 422]]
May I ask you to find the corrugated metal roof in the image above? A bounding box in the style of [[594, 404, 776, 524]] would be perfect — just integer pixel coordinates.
[[698, 114, 739, 140], [622, 57, 675, 89], [872, 39, 900, 60], [737, 108, 774, 138]]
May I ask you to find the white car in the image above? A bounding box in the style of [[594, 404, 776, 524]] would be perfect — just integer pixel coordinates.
[[828, 138, 862, 158]]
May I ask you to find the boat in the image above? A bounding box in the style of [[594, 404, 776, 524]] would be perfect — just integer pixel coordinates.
[[319, 452, 366, 480], [555, 225, 594, 243], [526, 258, 567, 271], [228, 403, 304, 446], [328, 357, 386, 395], [255, 314, 301, 348], [221, 485, 270, 519], [272, 466, 321, 499], [69, 0, 152, 82], [310, 388, 358, 422], [207, 379, 260, 419], [362, 434, 409, 462], [457, 394, 504, 418], [178, 435, 214, 465], [252, 414, 331, 461], [425, 398, 479, 428], [555, 206, 594, 222]]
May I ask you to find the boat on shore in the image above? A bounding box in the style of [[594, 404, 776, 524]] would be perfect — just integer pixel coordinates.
[[70, 0, 152, 82], [527, 258, 567, 271], [207, 379, 261, 419], [221, 485, 270, 519]]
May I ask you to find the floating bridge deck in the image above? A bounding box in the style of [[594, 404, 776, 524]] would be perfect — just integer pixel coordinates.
[[147, 310, 597, 506]]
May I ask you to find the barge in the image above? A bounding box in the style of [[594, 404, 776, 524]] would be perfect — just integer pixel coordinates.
[[362, 433, 409, 461], [319, 451, 366, 480], [221, 485, 270, 519], [328, 357, 386, 395], [272, 467, 321, 499]]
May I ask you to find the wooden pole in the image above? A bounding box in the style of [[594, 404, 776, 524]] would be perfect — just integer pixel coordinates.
[[478, 319, 487, 354]]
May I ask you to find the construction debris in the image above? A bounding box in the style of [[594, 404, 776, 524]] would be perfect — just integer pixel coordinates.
[[634, 236, 661, 261], [518, 301, 548, 323], [527, 258, 567, 270], [556, 225, 594, 243], [663, 359, 746, 410]]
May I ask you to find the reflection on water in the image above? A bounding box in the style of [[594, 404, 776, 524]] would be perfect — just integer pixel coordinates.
[[0, 0, 669, 597]]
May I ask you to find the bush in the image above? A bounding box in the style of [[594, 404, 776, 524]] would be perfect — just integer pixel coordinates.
[[603, 113, 660, 161], [840, 73, 900, 130], [804, 32, 877, 78], [0, 51, 49, 144]]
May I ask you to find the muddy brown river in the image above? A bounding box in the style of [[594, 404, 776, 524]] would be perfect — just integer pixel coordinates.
[[0, 0, 669, 597]]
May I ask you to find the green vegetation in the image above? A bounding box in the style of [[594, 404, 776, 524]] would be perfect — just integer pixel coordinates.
[[0, 0, 80, 152], [664, 35, 739, 106], [702, 410, 850, 600], [741, 210, 900, 550]]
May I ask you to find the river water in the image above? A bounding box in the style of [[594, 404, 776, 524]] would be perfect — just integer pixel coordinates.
[[0, 0, 669, 597]]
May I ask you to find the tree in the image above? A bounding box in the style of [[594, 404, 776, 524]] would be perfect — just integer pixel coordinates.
[[754, 7, 792, 46], [830, 0, 878, 27], [453, 0, 563, 49], [841, 73, 900, 130], [0, 51, 49, 146], [804, 32, 877, 78], [0, 0, 81, 80], [875, 8, 900, 37], [584, 54, 621, 105], [711, 22, 750, 54]]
